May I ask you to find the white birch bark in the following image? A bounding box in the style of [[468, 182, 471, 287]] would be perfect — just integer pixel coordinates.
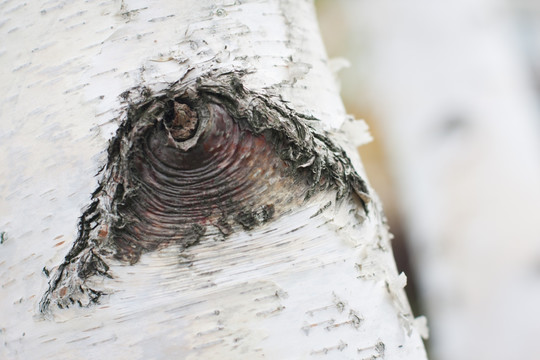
[[324, 1, 540, 359], [0, 0, 427, 358]]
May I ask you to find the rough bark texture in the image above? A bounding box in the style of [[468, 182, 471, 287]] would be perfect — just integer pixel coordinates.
[[0, 0, 427, 358]]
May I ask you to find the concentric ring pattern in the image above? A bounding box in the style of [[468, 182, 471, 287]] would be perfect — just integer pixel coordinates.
[[111, 103, 303, 263]]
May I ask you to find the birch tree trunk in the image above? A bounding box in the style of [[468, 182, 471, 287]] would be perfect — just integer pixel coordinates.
[[0, 0, 427, 358]]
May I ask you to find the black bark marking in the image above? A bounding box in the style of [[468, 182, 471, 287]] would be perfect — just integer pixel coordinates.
[[235, 204, 275, 230], [40, 72, 369, 313]]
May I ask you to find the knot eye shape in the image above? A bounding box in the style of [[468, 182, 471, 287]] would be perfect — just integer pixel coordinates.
[[39, 75, 369, 313]]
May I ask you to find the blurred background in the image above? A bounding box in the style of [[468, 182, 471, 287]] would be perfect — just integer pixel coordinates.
[[316, 1, 540, 359]]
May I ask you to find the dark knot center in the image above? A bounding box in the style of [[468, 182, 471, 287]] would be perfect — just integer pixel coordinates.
[[164, 101, 199, 141]]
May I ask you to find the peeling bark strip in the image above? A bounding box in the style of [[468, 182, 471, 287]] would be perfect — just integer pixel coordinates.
[[39, 72, 369, 313]]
